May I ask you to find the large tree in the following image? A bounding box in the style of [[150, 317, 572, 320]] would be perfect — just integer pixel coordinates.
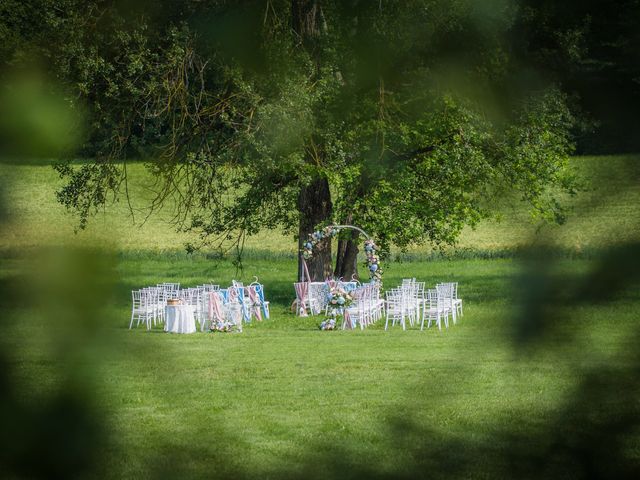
[[2, 0, 577, 280]]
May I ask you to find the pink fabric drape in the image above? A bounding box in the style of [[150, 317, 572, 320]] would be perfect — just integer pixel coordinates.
[[294, 282, 308, 316], [228, 287, 238, 303], [208, 292, 224, 322], [248, 287, 262, 321], [343, 310, 353, 329], [302, 258, 312, 283]]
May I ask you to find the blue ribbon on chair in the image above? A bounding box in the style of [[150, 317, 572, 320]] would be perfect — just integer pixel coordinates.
[[236, 287, 250, 322], [254, 284, 270, 319], [341, 281, 358, 292]]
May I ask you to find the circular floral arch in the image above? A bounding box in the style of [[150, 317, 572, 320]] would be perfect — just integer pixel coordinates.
[[300, 224, 383, 284]]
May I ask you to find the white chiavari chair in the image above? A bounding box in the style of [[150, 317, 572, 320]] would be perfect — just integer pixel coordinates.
[[399, 280, 419, 327], [344, 286, 365, 330], [436, 283, 455, 325], [143, 286, 164, 327], [157, 282, 180, 299], [421, 287, 450, 330], [225, 286, 244, 331], [130, 289, 154, 330], [385, 288, 406, 330], [448, 282, 463, 321]]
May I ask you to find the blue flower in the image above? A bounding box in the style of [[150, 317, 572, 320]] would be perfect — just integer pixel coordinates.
[[337, 296, 345, 305], [370, 264, 378, 272]]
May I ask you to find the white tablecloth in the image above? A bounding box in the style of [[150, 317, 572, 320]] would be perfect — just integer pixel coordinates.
[[165, 305, 196, 334], [308, 282, 329, 314]]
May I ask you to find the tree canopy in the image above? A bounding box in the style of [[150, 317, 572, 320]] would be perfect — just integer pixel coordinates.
[[1, 0, 584, 280]]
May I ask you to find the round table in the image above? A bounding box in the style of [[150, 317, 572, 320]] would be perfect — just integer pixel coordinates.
[[165, 305, 196, 334]]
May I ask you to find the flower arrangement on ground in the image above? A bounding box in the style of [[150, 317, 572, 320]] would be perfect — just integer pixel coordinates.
[[319, 286, 353, 330], [210, 320, 235, 332], [319, 318, 336, 330]]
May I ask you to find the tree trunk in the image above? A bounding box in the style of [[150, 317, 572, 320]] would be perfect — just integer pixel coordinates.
[[334, 231, 360, 281], [291, 0, 322, 45], [334, 236, 347, 277], [334, 213, 359, 280], [293, 0, 332, 282], [297, 177, 333, 281]]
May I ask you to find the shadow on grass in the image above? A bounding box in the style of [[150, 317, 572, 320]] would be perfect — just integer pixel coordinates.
[[2, 241, 640, 478]]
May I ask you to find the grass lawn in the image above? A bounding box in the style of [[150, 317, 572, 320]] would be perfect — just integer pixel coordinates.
[[3, 253, 639, 479], [1, 155, 639, 478], [1, 155, 639, 255]]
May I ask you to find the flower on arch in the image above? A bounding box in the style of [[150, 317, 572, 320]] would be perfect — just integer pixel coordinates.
[[301, 226, 383, 284]]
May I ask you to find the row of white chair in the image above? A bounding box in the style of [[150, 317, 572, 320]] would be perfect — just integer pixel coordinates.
[[227, 280, 271, 325], [130, 282, 187, 330], [385, 279, 463, 331], [342, 282, 385, 330], [130, 281, 269, 331]]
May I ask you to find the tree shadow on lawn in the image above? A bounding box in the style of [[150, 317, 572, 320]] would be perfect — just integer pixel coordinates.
[[107, 329, 640, 480], [292, 353, 640, 480]]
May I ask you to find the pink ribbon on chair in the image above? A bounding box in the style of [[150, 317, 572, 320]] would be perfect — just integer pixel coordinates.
[[208, 292, 224, 321], [248, 287, 262, 321], [343, 310, 353, 329], [227, 287, 238, 303], [294, 282, 309, 316]]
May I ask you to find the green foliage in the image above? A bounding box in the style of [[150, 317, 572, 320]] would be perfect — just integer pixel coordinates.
[[2, 0, 578, 260], [335, 89, 576, 254], [2, 154, 638, 256]]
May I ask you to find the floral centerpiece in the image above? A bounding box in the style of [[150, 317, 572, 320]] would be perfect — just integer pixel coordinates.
[[320, 286, 353, 330], [327, 286, 353, 310]]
